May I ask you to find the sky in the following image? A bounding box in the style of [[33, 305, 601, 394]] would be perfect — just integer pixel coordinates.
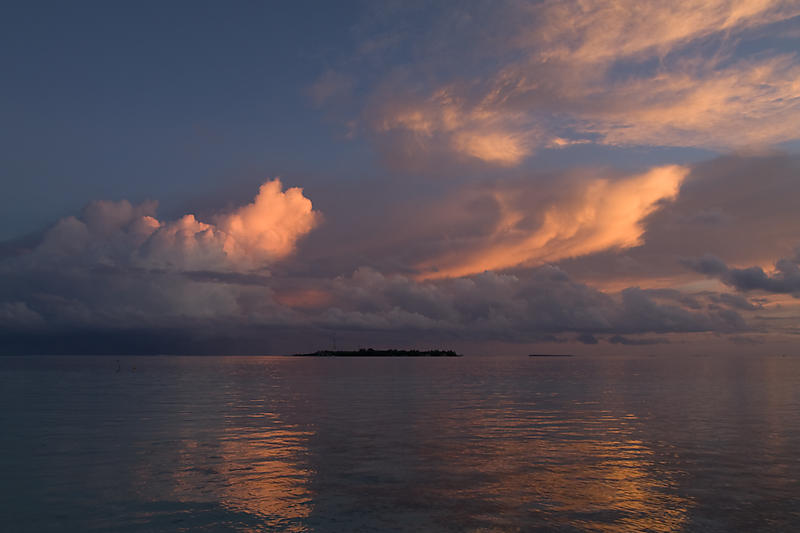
[[2, 0, 800, 355]]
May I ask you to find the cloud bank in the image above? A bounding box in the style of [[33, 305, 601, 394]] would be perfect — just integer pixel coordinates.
[[5, 154, 796, 354], [3, 4, 800, 355], [0, 259, 750, 354]]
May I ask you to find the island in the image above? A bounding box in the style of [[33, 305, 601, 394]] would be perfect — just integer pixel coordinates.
[[292, 348, 462, 357]]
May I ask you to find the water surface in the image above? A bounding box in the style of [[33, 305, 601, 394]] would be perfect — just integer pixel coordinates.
[[1, 355, 799, 531]]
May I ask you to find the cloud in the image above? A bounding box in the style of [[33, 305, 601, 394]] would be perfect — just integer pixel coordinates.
[[709, 292, 763, 311], [0, 301, 44, 328], [213, 180, 320, 266], [554, 153, 800, 288], [527, 0, 799, 63], [584, 55, 800, 148], [307, 69, 355, 107], [684, 252, 800, 295], [294, 153, 800, 289], [417, 165, 687, 279], [2, 153, 796, 353], [0, 252, 750, 353], [34, 179, 319, 272], [681, 254, 730, 276], [608, 335, 669, 346], [576, 333, 599, 345], [369, 87, 539, 166], [308, 266, 748, 340], [728, 335, 768, 345], [265, 153, 800, 317], [330, 0, 800, 165]]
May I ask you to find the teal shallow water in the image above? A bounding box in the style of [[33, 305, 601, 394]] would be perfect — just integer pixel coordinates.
[[1, 354, 799, 531]]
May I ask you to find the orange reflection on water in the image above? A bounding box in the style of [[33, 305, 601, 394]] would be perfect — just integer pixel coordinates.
[[421, 406, 691, 532], [217, 425, 315, 531], [164, 412, 315, 532]]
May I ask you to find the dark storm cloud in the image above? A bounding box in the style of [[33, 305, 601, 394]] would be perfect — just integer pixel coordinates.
[[709, 293, 764, 311], [314, 267, 749, 339], [684, 253, 800, 295], [639, 289, 704, 310], [681, 255, 729, 276], [0, 235, 751, 354]]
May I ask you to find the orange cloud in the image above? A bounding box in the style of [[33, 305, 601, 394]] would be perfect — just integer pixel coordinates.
[[451, 131, 530, 166], [39, 179, 320, 272], [215, 180, 320, 265], [357, 0, 800, 162], [373, 89, 539, 166], [586, 55, 800, 148], [418, 165, 688, 279], [530, 0, 799, 64]]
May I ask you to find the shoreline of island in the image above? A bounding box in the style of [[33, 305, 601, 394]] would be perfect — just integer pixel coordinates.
[[292, 349, 462, 357]]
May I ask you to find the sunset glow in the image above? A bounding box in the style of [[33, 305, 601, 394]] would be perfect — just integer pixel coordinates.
[[3, 2, 800, 532], [2, 0, 800, 355], [418, 165, 687, 279]]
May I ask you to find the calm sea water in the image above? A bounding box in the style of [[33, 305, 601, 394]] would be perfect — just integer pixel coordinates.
[[1, 354, 799, 532]]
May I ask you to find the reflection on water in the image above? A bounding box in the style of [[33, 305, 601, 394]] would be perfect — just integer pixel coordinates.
[[419, 412, 691, 532], [1, 355, 799, 531], [218, 427, 314, 530]]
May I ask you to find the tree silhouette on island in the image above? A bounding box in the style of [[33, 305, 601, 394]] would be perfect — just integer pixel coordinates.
[[292, 348, 462, 357]]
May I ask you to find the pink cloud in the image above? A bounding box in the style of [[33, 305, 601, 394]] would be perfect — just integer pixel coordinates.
[[38, 179, 320, 272], [417, 165, 688, 279]]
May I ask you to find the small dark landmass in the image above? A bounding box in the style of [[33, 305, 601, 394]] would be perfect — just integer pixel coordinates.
[[528, 353, 574, 357], [293, 348, 462, 357]]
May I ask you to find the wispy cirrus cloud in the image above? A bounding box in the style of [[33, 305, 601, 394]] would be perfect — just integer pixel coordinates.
[[369, 86, 540, 166], [328, 0, 800, 167], [582, 54, 800, 148], [526, 0, 799, 63]]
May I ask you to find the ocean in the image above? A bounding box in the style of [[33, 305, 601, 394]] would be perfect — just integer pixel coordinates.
[[1, 354, 799, 531]]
